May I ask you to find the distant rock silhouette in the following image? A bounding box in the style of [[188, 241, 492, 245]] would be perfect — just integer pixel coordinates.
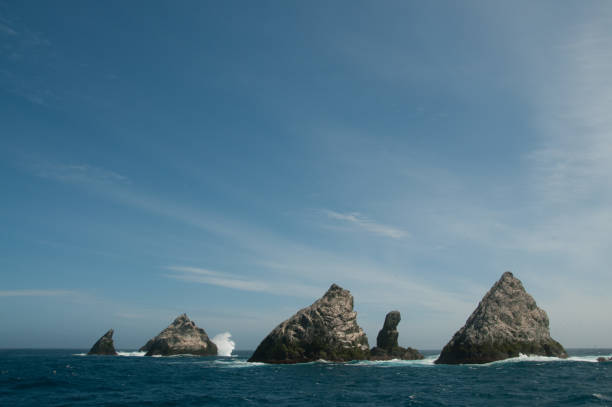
[[248, 284, 370, 363], [435, 272, 567, 364], [88, 329, 117, 355], [140, 314, 217, 356], [369, 311, 423, 360]]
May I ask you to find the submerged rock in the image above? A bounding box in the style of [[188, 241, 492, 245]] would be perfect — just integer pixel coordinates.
[[139, 314, 217, 356], [369, 311, 424, 360], [88, 329, 117, 355], [248, 284, 370, 363], [597, 357, 612, 362], [435, 272, 567, 364]]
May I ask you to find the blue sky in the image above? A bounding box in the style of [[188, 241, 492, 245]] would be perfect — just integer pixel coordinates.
[[2, 1, 612, 349]]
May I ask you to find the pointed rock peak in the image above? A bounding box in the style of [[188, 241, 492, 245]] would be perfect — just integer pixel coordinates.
[[496, 271, 522, 287], [318, 283, 354, 309], [88, 328, 118, 356], [323, 283, 350, 299], [327, 283, 344, 292], [172, 313, 191, 325], [483, 271, 529, 305]]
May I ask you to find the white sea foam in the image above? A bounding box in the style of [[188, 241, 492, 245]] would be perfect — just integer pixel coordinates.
[[212, 359, 265, 368], [486, 353, 611, 365], [346, 352, 612, 367], [211, 332, 236, 357], [117, 351, 146, 357], [74, 351, 146, 357], [349, 355, 438, 367]]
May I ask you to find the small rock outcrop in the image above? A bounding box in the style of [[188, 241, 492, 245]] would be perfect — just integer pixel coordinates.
[[139, 314, 217, 356], [597, 357, 612, 362], [248, 284, 370, 363], [88, 329, 117, 355], [369, 311, 424, 360], [435, 272, 568, 364]]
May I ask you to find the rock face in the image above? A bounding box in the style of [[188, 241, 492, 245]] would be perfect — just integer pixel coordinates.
[[139, 314, 217, 356], [435, 272, 568, 364], [88, 329, 117, 355], [369, 311, 424, 360], [248, 284, 370, 363]]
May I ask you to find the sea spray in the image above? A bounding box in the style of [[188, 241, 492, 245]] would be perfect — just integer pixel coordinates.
[[211, 332, 235, 356]]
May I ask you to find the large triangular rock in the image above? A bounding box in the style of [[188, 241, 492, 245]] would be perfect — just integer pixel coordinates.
[[369, 311, 423, 360], [139, 314, 217, 356], [88, 329, 117, 355], [435, 272, 567, 364], [248, 284, 370, 363]]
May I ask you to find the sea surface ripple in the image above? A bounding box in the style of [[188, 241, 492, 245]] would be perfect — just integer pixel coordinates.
[[1, 349, 612, 406]]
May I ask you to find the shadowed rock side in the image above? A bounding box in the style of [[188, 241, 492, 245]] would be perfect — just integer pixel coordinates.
[[435, 272, 567, 365], [88, 329, 117, 355], [139, 314, 217, 356], [248, 284, 370, 363], [369, 311, 424, 360]]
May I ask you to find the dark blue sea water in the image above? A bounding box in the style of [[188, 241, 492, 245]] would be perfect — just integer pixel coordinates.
[[1, 349, 612, 406]]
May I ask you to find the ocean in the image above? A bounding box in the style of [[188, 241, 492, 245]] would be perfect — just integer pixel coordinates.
[[1, 349, 611, 406]]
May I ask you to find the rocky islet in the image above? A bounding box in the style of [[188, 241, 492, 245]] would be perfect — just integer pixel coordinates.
[[87, 329, 118, 356], [248, 284, 370, 363], [369, 311, 423, 361], [435, 271, 567, 364], [139, 313, 218, 356]]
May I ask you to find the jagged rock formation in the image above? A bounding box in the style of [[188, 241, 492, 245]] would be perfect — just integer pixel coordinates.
[[248, 284, 370, 363], [139, 314, 217, 356], [369, 311, 424, 360], [435, 272, 568, 364], [88, 329, 117, 355]]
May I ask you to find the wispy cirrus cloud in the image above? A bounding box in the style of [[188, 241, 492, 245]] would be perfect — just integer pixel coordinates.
[[23, 158, 473, 317], [323, 209, 408, 239], [165, 266, 268, 292], [0, 289, 76, 297], [164, 266, 320, 298], [32, 162, 129, 185], [526, 23, 612, 205]]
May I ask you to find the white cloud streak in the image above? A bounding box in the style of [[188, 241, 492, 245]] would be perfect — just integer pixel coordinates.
[[21, 156, 480, 325], [0, 289, 76, 297], [527, 26, 612, 205], [33, 162, 130, 185], [164, 266, 321, 298], [165, 266, 269, 292], [323, 210, 409, 239]]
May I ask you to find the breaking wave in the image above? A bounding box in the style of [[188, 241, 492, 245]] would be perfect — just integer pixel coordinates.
[[211, 332, 236, 357]]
